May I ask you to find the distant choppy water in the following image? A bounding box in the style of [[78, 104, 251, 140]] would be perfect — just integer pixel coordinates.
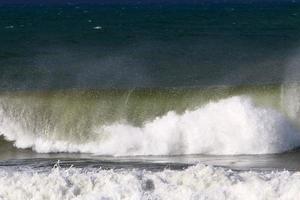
[[2, 2, 300, 199]]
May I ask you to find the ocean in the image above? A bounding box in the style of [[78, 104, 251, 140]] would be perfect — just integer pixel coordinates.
[[1, 1, 300, 199]]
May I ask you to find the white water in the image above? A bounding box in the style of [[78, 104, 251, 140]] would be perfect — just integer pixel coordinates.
[[0, 164, 300, 200], [1, 96, 300, 155]]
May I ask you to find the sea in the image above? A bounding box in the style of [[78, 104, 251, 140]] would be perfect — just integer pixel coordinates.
[[1, 1, 300, 199]]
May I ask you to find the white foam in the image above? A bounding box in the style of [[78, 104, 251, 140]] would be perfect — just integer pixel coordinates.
[[0, 164, 300, 200], [93, 26, 102, 30], [1, 96, 300, 155]]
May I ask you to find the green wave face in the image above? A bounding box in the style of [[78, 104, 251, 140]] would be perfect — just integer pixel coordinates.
[[2, 83, 300, 156], [0, 85, 282, 143]]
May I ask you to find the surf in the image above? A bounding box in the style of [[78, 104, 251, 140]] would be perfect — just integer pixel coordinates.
[[1, 163, 300, 200], [0, 84, 300, 156]]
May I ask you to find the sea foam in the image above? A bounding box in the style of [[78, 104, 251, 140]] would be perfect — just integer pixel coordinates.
[[0, 96, 299, 155], [0, 164, 300, 200]]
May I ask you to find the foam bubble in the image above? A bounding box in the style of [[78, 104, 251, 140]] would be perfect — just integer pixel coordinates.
[[0, 96, 299, 155], [0, 164, 300, 200], [93, 26, 102, 30]]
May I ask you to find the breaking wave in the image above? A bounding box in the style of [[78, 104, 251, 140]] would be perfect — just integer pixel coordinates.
[[1, 86, 300, 156]]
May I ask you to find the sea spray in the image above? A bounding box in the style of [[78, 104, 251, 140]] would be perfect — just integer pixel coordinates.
[[0, 95, 299, 155]]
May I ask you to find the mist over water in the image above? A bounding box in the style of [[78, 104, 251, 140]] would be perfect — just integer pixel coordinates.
[[280, 49, 300, 123]]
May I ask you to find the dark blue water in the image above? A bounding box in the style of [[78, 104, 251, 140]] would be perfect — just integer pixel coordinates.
[[1, 2, 300, 89]]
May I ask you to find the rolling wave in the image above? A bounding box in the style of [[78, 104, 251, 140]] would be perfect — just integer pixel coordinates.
[[0, 84, 299, 155]]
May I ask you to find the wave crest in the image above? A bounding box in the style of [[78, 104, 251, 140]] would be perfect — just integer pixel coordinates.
[[0, 96, 299, 155]]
